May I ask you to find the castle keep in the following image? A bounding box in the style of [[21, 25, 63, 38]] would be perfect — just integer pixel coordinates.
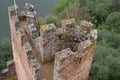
[[8, 3, 97, 80]]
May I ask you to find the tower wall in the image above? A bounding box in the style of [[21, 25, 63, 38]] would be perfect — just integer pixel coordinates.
[[53, 19, 97, 80], [8, 6, 40, 80], [8, 3, 97, 80], [54, 45, 95, 80], [34, 23, 59, 63]]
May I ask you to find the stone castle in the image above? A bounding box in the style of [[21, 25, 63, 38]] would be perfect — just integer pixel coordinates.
[[7, 3, 97, 80]]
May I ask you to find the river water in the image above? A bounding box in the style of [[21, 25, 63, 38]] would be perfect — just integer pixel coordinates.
[[0, 0, 58, 39]]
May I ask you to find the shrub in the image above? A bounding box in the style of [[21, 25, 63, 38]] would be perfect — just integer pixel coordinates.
[[97, 30, 120, 49], [54, 0, 75, 14], [0, 39, 13, 70], [36, 18, 46, 35], [89, 45, 120, 80], [109, 58, 120, 80], [36, 15, 62, 35], [106, 12, 120, 33], [45, 14, 61, 28]]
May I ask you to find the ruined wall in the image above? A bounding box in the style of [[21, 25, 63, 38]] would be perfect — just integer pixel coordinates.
[[8, 5, 40, 80], [34, 23, 59, 63], [53, 19, 97, 80], [0, 60, 17, 80], [9, 3, 97, 80], [54, 45, 95, 80]]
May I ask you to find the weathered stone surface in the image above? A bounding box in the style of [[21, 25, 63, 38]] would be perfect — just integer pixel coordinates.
[[9, 3, 97, 80], [8, 4, 41, 80], [53, 19, 97, 80]]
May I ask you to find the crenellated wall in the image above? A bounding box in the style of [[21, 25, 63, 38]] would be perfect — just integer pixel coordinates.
[[53, 19, 97, 80], [8, 3, 97, 80]]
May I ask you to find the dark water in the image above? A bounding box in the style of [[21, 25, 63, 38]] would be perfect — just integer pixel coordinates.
[[0, 0, 58, 39]]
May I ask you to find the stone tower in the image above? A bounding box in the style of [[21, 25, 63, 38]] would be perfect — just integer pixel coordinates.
[[53, 19, 97, 80], [8, 3, 97, 80]]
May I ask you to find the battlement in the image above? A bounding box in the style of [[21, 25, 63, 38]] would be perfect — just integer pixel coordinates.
[[53, 19, 97, 80], [8, 3, 97, 80]]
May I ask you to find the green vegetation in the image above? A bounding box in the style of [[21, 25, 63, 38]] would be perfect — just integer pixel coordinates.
[[89, 45, 120, 80], [37, 15, 61, 28], [54, 0, 75, 14], [90, 31, 120, 80], [0, 39, 12, 70]]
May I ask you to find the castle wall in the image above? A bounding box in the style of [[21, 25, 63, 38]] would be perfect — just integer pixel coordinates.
[[33, 23, 59, 63], [9, 17, 33, 80], [53, 19, 97, 80], [54, 45, 95, 80], [8, 6, 40, 80], [9, 4, 97, 80], [34, 35, 58, 63]]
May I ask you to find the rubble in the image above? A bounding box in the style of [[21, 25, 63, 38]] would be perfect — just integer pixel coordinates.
[[23, 42, 32, 53]]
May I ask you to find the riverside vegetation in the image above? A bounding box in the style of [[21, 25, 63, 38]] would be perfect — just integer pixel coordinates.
[[0, 39, 12, 70], [0, 0, 120, 80]]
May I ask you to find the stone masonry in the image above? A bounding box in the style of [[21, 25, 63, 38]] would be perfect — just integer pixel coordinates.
[[8, 4, 40, 80], [8, 3, 97, 80], [53, 19, 97, 80]]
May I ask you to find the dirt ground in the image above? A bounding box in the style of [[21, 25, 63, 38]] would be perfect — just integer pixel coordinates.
[[31, 45, 54, 80]]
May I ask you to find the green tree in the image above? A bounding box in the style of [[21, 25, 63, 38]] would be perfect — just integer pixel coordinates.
[[97, 30, 120, 48], [109, 58, 120, 80], [89, 45, 120, 80], [106, 12, 120, 32], [92, 3, 109, 26], [111, 0, 120, 11]]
